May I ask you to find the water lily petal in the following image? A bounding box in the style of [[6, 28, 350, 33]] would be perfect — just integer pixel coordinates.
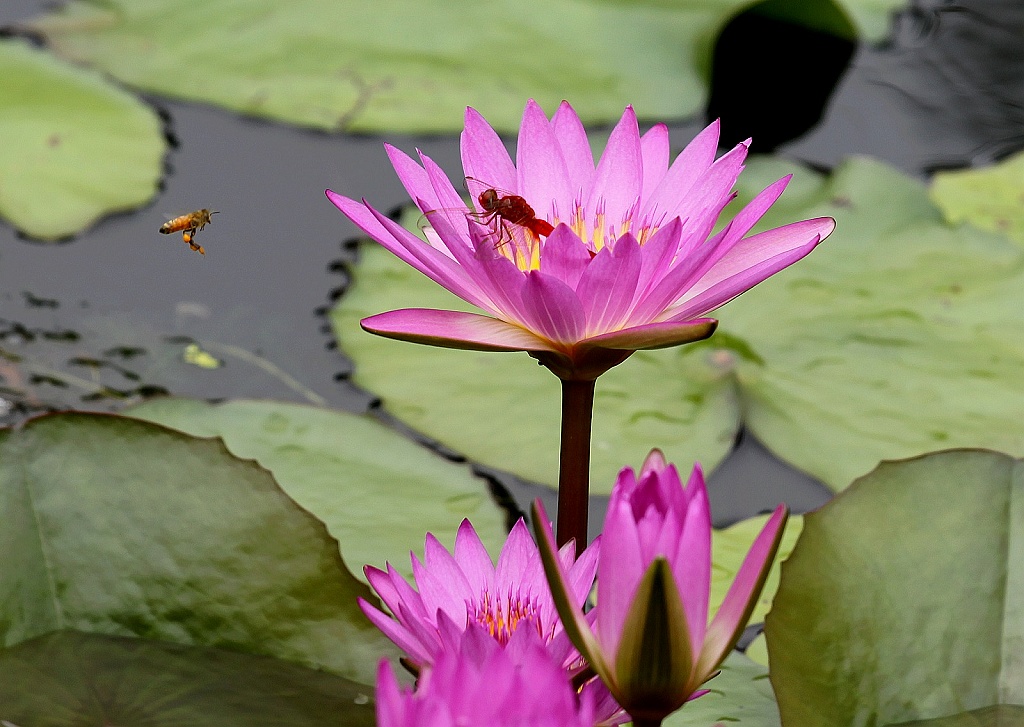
[[675, 140, 749, 245], [494, 519, 536, 589], [360, 598, 434, 665], [696, 505, 788, 681], [551, 101, 594, 202], [668, 220, 832, 319], [519, 272, 587, 345], [361, 309, 554, 352], [454, 519, 495, 598], [517, 99, 572, 219], [641, 120, 720, 220], [461, 106, 516, 193], [588, 106, 642, 229], [385, 143, 440, 214], [597, 477, 645, 656], [639, 122, 670, 199], [673, 465, 711, 656], [582, 318, 717, 351], [539, 223, 591, 290], [577, 233, 642, 335]]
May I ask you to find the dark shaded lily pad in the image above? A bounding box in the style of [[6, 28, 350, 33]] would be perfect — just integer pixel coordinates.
[[126, 398, 510, 579], [333, 155, 1024, 492], [765, 450, 1024, 727], [0, 630, 375, 726], [0, 38, 164, 240], [27, 0, 900, 135], [0, 412, 393, 685]]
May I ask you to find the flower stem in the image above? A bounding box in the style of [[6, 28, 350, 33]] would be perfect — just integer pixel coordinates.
[[556, 378, 596, 548]]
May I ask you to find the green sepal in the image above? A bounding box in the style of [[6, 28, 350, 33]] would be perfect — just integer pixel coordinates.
[[615, 557, 694, 720]]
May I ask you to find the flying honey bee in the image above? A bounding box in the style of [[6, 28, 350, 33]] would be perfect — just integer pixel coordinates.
[[159, 209, 217, 255]]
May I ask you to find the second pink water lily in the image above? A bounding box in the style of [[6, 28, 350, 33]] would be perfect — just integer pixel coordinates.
[[327, 100, 835, 380]]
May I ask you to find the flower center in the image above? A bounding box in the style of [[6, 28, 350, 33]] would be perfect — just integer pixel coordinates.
[[470, 588, 546, 645]]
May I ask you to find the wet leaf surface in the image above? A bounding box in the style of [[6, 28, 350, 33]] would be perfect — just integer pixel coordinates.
[[765, 451, 1024, 727], [27, 0, 901, 135], [0, 38, 164, 239], [0, 412, 393, 685], [0, 630, 375, 727], [126, 397, 511, 580], [333, 155, 1024, 492]]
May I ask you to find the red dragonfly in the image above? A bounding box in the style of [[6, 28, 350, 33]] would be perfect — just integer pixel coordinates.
[[423, 178, 554, 249]]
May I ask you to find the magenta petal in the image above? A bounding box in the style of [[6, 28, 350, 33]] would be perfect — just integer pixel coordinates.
[[361, 309, 555, 352], [519, 272, 587, 344], [699, 504, 789, 677], [642, 120, 720, 218], [453, 519, 494, 597], [576, 233, 641, 335], [551, 101, 594, 197], [596, 474, 645, 655], [494, 519, 535, 587], [639, 122, 670, 198], [461, 106, 516, 193], [669, 220, 833, 319], [360, 598, 433, 664], [673, 466, 711, 656], [540, 224, 591, 290], [384, 144, 436, 213], [517, 99, 572, 218], [588, 106, 642, 226], [582, 318, 717, 351], [674, 140, 749, 242]]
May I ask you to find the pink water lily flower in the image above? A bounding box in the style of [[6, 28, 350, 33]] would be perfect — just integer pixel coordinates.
[[377, 622, 604, 727], [327, 100, 835, 380], [534, 451, 788, 726], [361, 517, 599, 671]]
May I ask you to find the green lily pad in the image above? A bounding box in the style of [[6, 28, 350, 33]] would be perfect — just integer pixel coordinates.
[[712, 514, 803, 628], [891, 706, 1024, 727], [764, 450, 1024, 727], [0, 630, 375, 726], [333, 155, 1024, 492], [930, 149, 1024, 247], [27, 0, 899, 135], [0, 412, 392, 685], [0, 38, 164, 240], [665, 651, 781, 727], [126, 398, 510, 580]]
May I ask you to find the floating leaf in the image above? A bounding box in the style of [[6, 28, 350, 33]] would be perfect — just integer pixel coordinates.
[[333, 155, 1024, 492], [0, 38, 164, 239], [0, 630, 375, 727], [0, 412, 392, 685], [126, 398, 510, 580], [765, 450, 1024, 726], [891, 705, 1024, 727], [664, 651, 781, 727], [930, 150, 1024, 247], [28, 0, 899, 135]]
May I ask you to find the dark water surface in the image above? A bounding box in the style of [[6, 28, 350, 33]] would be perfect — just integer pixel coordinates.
[[2, 0, 1022, 534]]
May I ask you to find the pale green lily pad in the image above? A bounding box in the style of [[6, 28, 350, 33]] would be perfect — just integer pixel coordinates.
[[891, 706, 1024, 727], [333, 155, 1024, 492], [0, 630, 375, 726], [126, 398, 509, 580], [765, 450, 1024, 727], [665, 651, 781, 727], [0, 38, 164, 240], [28, 0, 899, 135], [711, 514, 803, 628], [0, 412, 393, 685], [930, 149, 1024, 247]]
